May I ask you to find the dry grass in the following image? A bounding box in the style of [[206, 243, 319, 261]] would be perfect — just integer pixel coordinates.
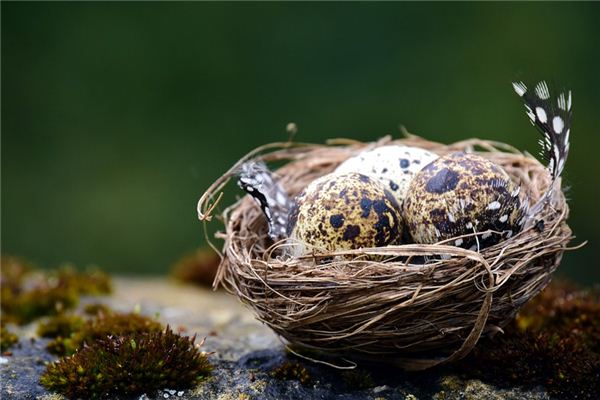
[[197, 134, 576, 370]]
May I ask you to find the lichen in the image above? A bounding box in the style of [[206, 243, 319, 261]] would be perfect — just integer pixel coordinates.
[[190, 376, 216, 396], [248, 378, 267, 394], [37, 394, 67, 400], [271, 361, 311, 385], [40, 326, 212, 399], [170, 247, 220, 288], [438, 375, 462, 391], [216, 393, 252, 400]]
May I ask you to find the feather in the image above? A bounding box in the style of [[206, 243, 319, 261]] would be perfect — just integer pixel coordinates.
[[512, 80, 572, 221], [237, 161, 292, 240]]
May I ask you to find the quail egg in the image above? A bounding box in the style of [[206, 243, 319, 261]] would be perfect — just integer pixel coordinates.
[[286, 172, 403, 256], [402, 152, 524, 250], [335, 145, 439, 205]]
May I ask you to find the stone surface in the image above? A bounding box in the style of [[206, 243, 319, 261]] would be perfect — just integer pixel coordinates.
[[1, 277, 550, 400]]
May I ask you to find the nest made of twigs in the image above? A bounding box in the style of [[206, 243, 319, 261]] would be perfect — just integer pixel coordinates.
[[197, 134, 576, 370]]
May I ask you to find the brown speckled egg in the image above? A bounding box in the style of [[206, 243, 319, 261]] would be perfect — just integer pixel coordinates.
[[402, 152, 524, 250], [286, 172, 403, 257]]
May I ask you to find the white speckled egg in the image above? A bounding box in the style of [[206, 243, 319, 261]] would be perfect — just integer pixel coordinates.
[[286, 172, 403, 257], [335, 145, 439, 205], [402, 152, 525, 250]]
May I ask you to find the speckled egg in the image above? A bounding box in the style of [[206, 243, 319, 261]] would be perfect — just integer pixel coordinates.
[[402, 152, 524, 250], [335, 145, 439, 205], [286, 172, 403, 257]]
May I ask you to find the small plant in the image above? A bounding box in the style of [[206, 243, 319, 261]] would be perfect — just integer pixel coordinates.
[[82, 303, 111, 316], [1, 256, 112, 325], [40, 326, 212, 399], [2, 284, 80, 325], [37, 314, 84, 338], [0, 255, 32, 288], [46, 311, 163, 356], [271, 361, 311, 385], [1, 324, 19, 351], [52, 266, 112, 296]]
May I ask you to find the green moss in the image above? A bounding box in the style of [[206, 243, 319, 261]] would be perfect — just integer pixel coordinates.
[[1, 256, 112, 325], [51, 266, 112, 296], [37, 314, 84, 338], [454, 281, 600, 398], [82, 303, 111, 316], [46, 337, 70, 356], [40, 326, 212, 399], [1, 324, 19, 351], [341, 369, 374, 390], [170, 247, 220, 288], [47, 311, 163, 356], [271, 361, 311, 385], [2, 284, 80, 325], [0, 255, 32, 288]]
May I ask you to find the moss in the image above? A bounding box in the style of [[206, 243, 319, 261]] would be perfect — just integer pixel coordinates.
[[170, 247, 220, 287], [82, 303, 111, 316], [1, 324, 19, 351], [51, 266, 112, 296], [1, 256, 112, 325], [40, 326, 212, 399], [37, 314, 84, 338], [454, 281, 600, 398], [0, 255, 32, 288], [517, 281, 600, 352], [47, 311, 163, 356], [271, 361, 311, 385], [2, 284, 80, 325], [341, 369, 374, 390], [46, 337, 70, 356]]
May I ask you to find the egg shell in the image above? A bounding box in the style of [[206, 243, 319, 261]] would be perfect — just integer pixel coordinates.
[[286, 172, 403, 257], [402, 152, 524, 249], [335, 145, 439, 205]]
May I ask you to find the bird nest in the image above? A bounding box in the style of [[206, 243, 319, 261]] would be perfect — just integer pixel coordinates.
[[197, 134, 575, 370]]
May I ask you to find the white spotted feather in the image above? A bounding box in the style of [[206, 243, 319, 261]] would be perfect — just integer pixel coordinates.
[[512, 80, 572, 221], [237, 161, 292, 240]]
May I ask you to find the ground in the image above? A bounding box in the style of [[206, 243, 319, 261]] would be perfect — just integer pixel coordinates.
[[1, 278, 550, 400]]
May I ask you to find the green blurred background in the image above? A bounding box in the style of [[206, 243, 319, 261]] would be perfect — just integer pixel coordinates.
[[2, 3, 599, 283]]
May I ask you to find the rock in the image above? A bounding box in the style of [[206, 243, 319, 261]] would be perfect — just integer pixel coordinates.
[[1, 277, 550, 400]]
